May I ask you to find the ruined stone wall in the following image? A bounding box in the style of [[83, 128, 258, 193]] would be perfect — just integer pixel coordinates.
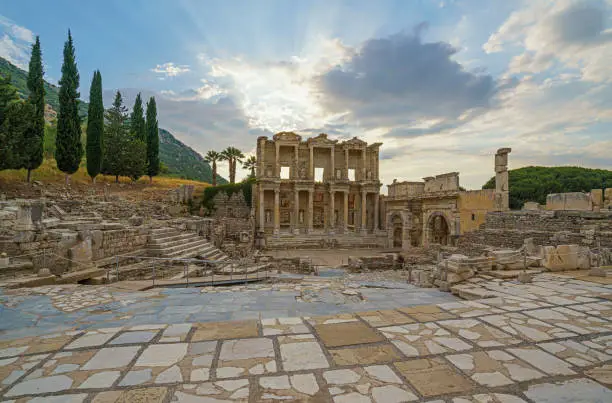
[[457, 189, 496, 234], [423, 172, 459, 193], [91, 228, 149, 260], [458, 210, 612, 251]]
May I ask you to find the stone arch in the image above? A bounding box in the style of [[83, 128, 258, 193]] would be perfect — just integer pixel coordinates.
[[425, 211, 451, 246], [386, 211, 410, 250]]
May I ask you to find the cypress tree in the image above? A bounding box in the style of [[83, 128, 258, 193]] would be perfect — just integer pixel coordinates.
[[130, 93, 146, 142], [21, 36, 45, 182], [103, 91, 128, 183], [0, 74, 28, 171], [145, 97, 159, 183], [56, 30, 82, 184], [86, 71, 103, 183]]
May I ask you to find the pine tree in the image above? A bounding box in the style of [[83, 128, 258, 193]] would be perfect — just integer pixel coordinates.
[[20, 36, 45, 182], [145, 96, 160, 183], [86, 71, 103, 183], [130, 93, 146, 142], [56, 30, 82, 184]]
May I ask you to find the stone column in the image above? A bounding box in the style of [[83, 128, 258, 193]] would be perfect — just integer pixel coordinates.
[[362, 148, 367, 180], [361, 190, 367, 234], [309, 146, 314, 180], [307, 189, 314, 233], [494, 147, 512, 211], [275, 143, 280, 177], [259, 185, 265, 232], [294, 145, 299, 179], [329, 190, 335, 234], [330, 146, 335, 181], [345, 148, 349, 180], [273, 189, 280, 235], [343, 191, 349, 233], [374, 193, 379, 231], [258, 138, 265, 177], [293, 189, 300, 235]]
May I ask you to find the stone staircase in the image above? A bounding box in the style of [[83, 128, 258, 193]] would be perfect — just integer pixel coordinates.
[[147, 227, 228, 261]]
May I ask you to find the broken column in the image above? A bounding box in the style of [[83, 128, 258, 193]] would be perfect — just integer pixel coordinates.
[[494, 147, 511, 211]]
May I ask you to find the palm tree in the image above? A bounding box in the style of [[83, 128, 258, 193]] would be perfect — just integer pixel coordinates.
[[242, 155, 257, 178], [221, 146, 245, 183], [204, 150, 222, 186]]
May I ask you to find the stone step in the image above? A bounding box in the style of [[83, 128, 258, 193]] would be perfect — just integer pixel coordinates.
[[163, 242, 220, 259], [149, 232, 197, 244], [148, 239, 211, 257], [149, 234, 203, 249]]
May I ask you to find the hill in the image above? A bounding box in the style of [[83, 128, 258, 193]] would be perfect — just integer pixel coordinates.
[[0, 56, 224, 184], [159, 128, 226, 184], [482, 166, 612, 209]]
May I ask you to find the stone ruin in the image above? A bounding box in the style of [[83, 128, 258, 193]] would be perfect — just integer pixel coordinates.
[[211, 191, 250, 219], [169, 184, 195, 204]]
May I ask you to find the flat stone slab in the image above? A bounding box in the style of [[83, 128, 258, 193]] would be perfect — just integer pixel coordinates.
[[438, 318, 522, 348], [396, 305, 456, 322], [217, 338, 276, 378], [380, 322, 473, 357], [109, 330, 157, 345], [523, 307, 612, 335], [191, 320, 259, 341], [92, 386, 168, 403], [279, 334, 329, 371], [314, 321, 385, 348], [524, 378, 612, 403], [437, 301, 505, 317], [480, 312, 577, 342], [394, 357, 475, 397], [356, 309, 415, 327], [329, 344, 402, 366]]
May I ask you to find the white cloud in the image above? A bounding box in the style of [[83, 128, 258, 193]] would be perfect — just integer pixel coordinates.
[[151, 62, 191, 77], [0, 15, 35, 69]]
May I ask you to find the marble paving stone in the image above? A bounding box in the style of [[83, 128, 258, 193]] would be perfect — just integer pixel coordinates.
[[109, 330, 157, 345], [356, 309, 415, 327], [446, 350, 545, 387], [306, 313, 358, 325], [539, 294, 600, 306], [329, 344, 402, 366], [217, 338, 276, 378], [506, 347, 576, 376], [77, 370, 120, 389], [91, 386, 168, 403], [448, 394, 528, 402], [278, 334, 329, 371], [523, 307, 612, 335], [585, 364, 612, 386], [322, 365, 418, 403], [121, 341, 216, 385], [82, 346, 140, 370], [172, 379, 250, 402], [261, 317, 309, 335], [438, 318, 521, 348], [394, 357, 475, 397], [5, 375, 75, 397], [475, 295, 552, 311], [314, 321, 385, 348], [159, 323, 192, 343], [437, 301, 505, 318], [397, 305, 456, 322], [191, 320, 259, 341], [380, 322, 473, 357], [524, 378, 612, 403], [255, 373, 327, 401], [24, 393, 89, 402], [583, 334, 612, 354], [0, 334, 73, 357], [569, 301, 612, 318], [64, 330, 119, 350], [538, 339, 612, 367], [0, 354, 48, 388], [480, 312, 577, 342]]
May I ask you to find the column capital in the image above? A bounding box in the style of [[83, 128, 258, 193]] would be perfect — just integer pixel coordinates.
[[274, 188, 280, 194]]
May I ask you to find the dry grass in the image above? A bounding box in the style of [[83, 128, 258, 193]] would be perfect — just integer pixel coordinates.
[[0, 159, 211, 200]]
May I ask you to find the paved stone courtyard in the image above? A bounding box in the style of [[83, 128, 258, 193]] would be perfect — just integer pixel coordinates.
[[0, 273, 611, 402]]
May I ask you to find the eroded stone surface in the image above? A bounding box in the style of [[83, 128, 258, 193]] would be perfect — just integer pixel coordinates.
[[480, 312, 577, 341], [330, 344, 402, 366], [357, 309, 415, 327], [380, 322, 472, 357], [217, 338, 276, 378], [315, 321, 385, 347], [438, 318, 521, 348]]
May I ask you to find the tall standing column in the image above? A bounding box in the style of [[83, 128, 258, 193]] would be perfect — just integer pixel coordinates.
[[259, 185, 265, 232], [273, 189, 280, 236], [309, 146, 314, 180], [361, 190, 367, 234], [307, 189, 314, 233], [343, 191, 349, 233], [345, 149, 349, 180], [329, 190, 335, 234], [494, 148, 512, 211], [374, 193, 379, 231], [275, 143, 280, 177], [330, 146, 335, 181], [362, 148, 367, 180], [293, 189, 300, 235]]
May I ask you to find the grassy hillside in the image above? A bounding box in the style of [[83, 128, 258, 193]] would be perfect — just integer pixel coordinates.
[[482, 166, 612, 209], [0, 56, 225, 184], [159, 128, 226, 184]]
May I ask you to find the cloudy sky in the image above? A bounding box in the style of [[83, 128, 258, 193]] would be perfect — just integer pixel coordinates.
[[1, 0, 611, 189]]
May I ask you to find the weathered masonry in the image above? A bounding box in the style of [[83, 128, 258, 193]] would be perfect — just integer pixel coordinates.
[[384, 148, 511, 249], [255, 132, 382, 237]]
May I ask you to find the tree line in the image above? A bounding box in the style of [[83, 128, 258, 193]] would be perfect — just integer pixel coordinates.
[[0, 31, 160, 184]]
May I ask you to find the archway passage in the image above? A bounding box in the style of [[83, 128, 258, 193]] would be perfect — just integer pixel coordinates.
[[391, 215, 403, 248], [428, 214, 450, 245]]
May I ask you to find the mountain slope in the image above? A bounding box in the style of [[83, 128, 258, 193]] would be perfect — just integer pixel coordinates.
[[482, 166, 612, 209], [1, 56, 224, 184]]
